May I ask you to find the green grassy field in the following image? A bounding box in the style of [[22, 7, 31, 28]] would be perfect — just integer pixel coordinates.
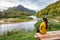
[[0, 31, 38, 40], [0, 20, 60, 40]]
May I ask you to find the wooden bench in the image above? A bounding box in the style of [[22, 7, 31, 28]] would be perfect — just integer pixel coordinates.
[[34, 31, 60, 40]]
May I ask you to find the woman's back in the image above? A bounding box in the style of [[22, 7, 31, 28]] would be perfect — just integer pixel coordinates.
[[40, 22, 47, 34]]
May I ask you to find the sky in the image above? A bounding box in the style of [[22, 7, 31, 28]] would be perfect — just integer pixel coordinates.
[[0, 0, 58, 11]]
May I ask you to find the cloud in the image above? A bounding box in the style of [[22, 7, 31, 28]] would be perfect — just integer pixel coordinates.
[[0, 0, 58, 11], [0, 0, 19, 7], [18, 0, 58, 11], [0, 0, 19, 10]]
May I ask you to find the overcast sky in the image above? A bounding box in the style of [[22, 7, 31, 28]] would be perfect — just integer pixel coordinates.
[[0, 0, 58, 11]]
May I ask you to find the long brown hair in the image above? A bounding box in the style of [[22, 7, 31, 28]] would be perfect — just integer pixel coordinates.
[[43, 17, 48, 30]]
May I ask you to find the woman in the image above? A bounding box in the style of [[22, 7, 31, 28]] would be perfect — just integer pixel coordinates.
[[35, 17, 48, 39], [39, 17, 48, 34]]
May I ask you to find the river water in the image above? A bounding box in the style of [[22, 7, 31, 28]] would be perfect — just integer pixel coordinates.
[[0, 16, 39, 35]]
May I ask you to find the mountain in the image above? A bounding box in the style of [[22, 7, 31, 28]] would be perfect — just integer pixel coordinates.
[[35, 0, 60, 18], [7, 5, 36, 14], [0, 5, 36, 18]]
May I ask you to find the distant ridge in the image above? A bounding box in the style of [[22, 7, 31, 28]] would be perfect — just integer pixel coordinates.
[[7, 5, 36, 14]]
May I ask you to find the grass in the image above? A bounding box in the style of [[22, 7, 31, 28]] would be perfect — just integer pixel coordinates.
[[35, 20, 60, 31], [0, 30, 38, 40], [13, 17, 33, 22], [0, 20, 60, 40], [4, 16, 33, 23]]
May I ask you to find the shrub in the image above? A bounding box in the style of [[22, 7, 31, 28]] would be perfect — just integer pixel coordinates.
[[34, 20, 60, 31]]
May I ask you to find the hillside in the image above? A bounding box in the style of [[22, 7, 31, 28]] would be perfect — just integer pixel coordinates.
[[7, 5, 36, 14], [35, 0, 60, 18], [0, 5, 36, 18]]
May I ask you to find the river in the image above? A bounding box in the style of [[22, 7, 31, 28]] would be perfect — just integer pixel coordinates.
[[0, 16, 39, 35]]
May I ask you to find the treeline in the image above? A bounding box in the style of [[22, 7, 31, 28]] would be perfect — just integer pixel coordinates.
[[0, 10, 31, 18], [35, 0, 60, 18]]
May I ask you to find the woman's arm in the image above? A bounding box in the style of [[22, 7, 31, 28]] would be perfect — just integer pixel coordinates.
[[39, 23, 43, 30]]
